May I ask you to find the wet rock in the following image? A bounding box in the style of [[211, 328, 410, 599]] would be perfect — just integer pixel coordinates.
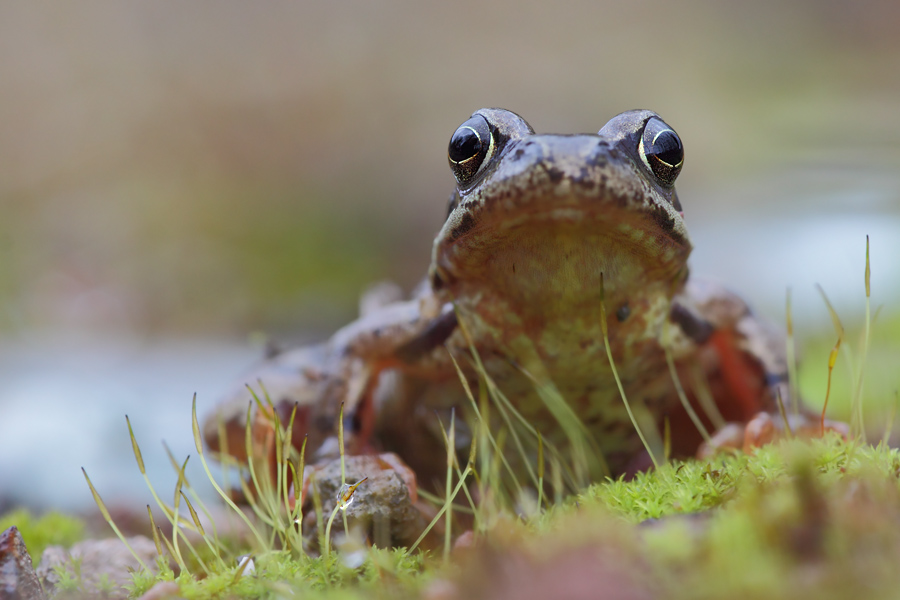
[[300, 453, 431, 549], [0, 526, 46, 600], [37, 536, 158, 600]]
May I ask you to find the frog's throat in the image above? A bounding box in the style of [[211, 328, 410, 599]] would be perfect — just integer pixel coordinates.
[[432, 203, 691, 305]]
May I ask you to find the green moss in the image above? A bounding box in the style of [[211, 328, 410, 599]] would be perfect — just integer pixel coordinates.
[[0, 509, 86, 560], [125, 548, 428, 600], [579, 436, 900, 600]]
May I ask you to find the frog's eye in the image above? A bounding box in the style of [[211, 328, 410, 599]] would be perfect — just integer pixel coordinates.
[[448, 115, 494, 186], [639, 117, 683, 187]]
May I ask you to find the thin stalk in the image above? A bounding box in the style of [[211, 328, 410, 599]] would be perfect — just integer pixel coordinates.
[[146, 506, 163, 557], [600, 273, 659, 468], [448, 349, 527, 501], [882, 391, 899, 446], [455, 314, 591, 489], [82, 468, 151, 571], [815, 285, 845, 435], [785, 288, 800, 416], [338, 402, 349, 542], [536, 434, 544, 511], [689, 365, 726, 431], [822, 338, 842, 435], [407, 461, 473, 555], [444, 410, 456, 561], [662, 319, 711, 444], [852, 236, 871, 441], [324, 477, 367, 555], [169, 455, 190, 573], [191, 395, 268, 549], [775, 387, 793, 439]]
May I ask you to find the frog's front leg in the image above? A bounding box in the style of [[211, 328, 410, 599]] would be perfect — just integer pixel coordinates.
[[203, 295, 459, 470], [669, 279, 847, 458]]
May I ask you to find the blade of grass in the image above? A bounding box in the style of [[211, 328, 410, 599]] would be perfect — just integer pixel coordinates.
[[191, 395, 268, 550], [146, 506, 163, 557], [600, 273, 660, 469], [816, 285, 845, 434], [407, 457, 473, 555], [453, 312, 591, 490], [447, 348, 528, 502], [444, 410, 456, 561], [852, 236, 871, 441], [883, 391, 899, 446], [662, 319, 711, 444], [785, 288, 800, 416], [688, 364, 727, 431], [822, 337, 842, 436], [82, 468, 150, 571]]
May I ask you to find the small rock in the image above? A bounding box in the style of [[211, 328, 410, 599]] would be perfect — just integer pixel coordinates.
[[301, 453, 430, 549], [37, 536, 159, 600], [135, 581, 180, 600], [0, 526, 46, 600]]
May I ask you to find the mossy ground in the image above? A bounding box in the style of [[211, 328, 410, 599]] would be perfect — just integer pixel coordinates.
[[12, 434, 900, 599], [6, 246, 894, 598]]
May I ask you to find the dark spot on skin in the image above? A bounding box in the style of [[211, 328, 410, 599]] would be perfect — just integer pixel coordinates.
[[579, 338, 592, 349], [578, 179, 597, 192], [450, 212, 476, 241], [650, 204, 676, 234], [395, 308, 459, 363], [545, 166, 565, 184], [513, 147, 526, 161], [373, 328, 382, 338], [616, 303, 630, 322], [586, 144, 610, 168], [670, 302, 714, 344], [512, 263, 516, 274]]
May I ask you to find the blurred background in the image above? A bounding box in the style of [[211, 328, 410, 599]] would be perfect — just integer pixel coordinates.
[[1, 0, 898, 512]]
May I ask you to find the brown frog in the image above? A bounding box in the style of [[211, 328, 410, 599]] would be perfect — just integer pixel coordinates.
[[205, 108, 833, 486]]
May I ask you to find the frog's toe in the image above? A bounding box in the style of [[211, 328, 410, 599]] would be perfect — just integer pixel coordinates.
[[699, 412, 851, 460], [697, 412, 781, 458], [696, 423, 746, 459]]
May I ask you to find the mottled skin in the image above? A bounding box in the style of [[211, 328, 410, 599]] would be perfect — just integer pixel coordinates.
[[205, 108, 811, 483]]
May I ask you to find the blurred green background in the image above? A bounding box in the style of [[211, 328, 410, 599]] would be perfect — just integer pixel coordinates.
[[1, 0, 898, 509], [2, 0, 898, 336]]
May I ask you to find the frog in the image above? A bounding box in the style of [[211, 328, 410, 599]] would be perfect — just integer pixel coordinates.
[[204, 108, 839, 488]]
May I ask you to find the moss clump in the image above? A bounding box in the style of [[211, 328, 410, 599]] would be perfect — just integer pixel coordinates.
[[109, 434, 900, 599], [125, 548, 429, 600], [0, 509, 86, 560], [455, 435, 900, 600]]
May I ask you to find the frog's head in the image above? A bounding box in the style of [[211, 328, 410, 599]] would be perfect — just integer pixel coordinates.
[[429, 108, 692, 320]]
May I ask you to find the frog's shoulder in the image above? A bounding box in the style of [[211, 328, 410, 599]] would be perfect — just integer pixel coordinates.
[[675, 276, 787, 386]]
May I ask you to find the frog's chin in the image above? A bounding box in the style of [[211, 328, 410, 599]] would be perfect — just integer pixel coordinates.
[[434, 203, 691, 305]]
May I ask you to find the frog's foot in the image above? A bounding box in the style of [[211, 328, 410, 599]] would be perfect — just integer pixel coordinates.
[[698, 412, 850, 459]]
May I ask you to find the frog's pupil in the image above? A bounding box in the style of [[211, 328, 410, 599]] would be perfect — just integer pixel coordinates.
[[640, 116, 683, 186], [449, 127, 482, 163], [649, 131, 682, 166]]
